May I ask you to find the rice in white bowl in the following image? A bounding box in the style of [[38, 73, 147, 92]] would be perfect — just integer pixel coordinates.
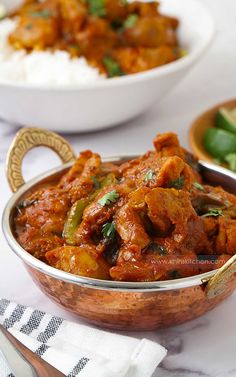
[[0, 18, 105, 86]]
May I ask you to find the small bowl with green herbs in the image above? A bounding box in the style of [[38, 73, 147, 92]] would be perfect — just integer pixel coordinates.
[[189, 99, 236, 173]]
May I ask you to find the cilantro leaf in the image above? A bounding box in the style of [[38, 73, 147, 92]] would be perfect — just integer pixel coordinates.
[[144, 169, 155, 182], [168, 176, 185, 189], [201, 209, 223, 218], [99, 190, 119, 206], [103, 57, 124, 78], [88, 0, 106, 17], [124, 14, 138, 29], [193, 182, 206, 192], [17, 199, 37, 210], [102, 222, 116, 239]]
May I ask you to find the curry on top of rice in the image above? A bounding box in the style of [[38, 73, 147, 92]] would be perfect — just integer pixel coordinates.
[[8, 0, 181, 77]]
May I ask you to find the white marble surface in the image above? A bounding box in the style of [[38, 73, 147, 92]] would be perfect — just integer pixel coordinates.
[[0, 0, 236, 376]]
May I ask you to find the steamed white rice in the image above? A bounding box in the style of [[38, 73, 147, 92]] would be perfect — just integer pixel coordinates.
[[0, 18, 105, 86]]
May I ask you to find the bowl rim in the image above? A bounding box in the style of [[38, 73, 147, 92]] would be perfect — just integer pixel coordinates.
[[3, 155, 232, 293], [0, 0, 215, 92]]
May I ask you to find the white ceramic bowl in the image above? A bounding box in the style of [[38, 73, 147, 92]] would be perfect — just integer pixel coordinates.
[[0, 0, 214, 132]]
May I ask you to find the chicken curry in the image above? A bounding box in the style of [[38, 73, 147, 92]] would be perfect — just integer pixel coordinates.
[[14, 133, 236, 282], [8, 0, 181, 77]]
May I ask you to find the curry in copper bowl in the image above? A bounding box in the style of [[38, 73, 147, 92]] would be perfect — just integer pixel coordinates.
[[14, 132, 236, 282], [3, 128, 236, 330]]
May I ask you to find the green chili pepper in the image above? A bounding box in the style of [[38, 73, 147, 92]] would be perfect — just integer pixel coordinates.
[[63, 198, 90, 245], [100, 173, 117, 187]]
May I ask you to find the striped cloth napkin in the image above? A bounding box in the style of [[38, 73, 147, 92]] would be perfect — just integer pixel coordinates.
[[0, 299, 167, 377]]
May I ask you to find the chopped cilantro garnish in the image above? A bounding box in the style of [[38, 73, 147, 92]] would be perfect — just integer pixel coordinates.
[[144, 169, 155, 182], [102, 222, 116, 239], [168, 176, 185, 189], [88, 0, 106, 17], [99, 190, 119, 206], [103, 56, 124, 78], [193, 182, 206, 192], [201, 209, 223, 218], [18, 199, 37, 210], [124, 14, 138, 29], [30, 9, 52, 18]]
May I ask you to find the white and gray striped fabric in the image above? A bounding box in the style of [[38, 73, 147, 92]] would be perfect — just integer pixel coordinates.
[[0, 299, 167, 377]]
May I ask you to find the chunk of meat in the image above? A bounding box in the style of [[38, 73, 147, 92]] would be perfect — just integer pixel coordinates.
[[111, 249, 212, 282], [105, 0, 128, 21], [155, 156, 197, 190], [110, 261, 163, 282], [113, 46, 177, 74], [205, 186, 236, 207], [75, 183, 129, 244], [9, 1, 60, 49], [146, 188, 196, 237], [216, 217, 236, 255], [143, 250, 213, 279], [119, 151, 160, 181], [153, 132, 185, 159], [75, 16, 117, 61], [127, 2, 160, 17], [16, 187, 70, 234], [59, 0, 87, 38], [67, 152, 102, 203], [122, 17, 178, 48], [115, 204, 150, 249], [46, 245, 110, 279], [120, 152, 196, 191], [128, 187, 151, 209], [59, 150, 93, 188], [17, 227, 63, 261]]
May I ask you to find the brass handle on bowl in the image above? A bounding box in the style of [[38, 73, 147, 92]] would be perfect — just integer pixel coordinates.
[[205, 254, 236, 299], [6, 127, 76, 192]]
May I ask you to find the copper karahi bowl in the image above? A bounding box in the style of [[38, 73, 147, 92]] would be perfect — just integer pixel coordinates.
[[2, 128, 236, 331]]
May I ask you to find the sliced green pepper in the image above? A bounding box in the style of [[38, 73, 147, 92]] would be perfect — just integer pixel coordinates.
[[63, 198, 90, 245], [63, 173, 117, 245], [100, 173, 117, 187]]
